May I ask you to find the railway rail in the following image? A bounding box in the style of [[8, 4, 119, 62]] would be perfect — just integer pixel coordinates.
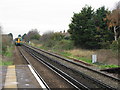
[[21, 44, 119, 89]]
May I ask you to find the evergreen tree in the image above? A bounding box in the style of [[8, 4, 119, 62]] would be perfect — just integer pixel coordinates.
[[69, 5, 114, 49], [68, 5, 100, 49], [22, 33, 26, 40], [94, 6, 114, 48], [8, 33, 13, 40]]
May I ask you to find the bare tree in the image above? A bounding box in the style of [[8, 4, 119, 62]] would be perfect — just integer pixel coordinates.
[[113, 1, 120, 40], [107, 1, 120, 40], [24, 29, 40, 42]]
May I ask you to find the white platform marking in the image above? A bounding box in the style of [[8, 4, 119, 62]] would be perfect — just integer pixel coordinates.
[[28, 65, 47, 88]]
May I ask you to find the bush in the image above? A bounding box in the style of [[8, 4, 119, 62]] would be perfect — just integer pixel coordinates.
[[2, 36, 12, 55], [24, 29, 41, 41], [31, 39, 40, 44], [110, 40, 118, 51], [4, 46, 13, 57], [2, 45, 7, 54], [44, 39, 56, 48], [99, 41, 111, 49], [39, 32, 67, 49], [53, 40, 74, 50]]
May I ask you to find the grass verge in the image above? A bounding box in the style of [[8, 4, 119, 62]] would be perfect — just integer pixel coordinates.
[[94, 62, 120, 69], [99, 64, 119, 69], [4, 45, 13, 57], [0, 61, 13, 66], [29, 43, 119, 69], [1, 45, 14, 66]]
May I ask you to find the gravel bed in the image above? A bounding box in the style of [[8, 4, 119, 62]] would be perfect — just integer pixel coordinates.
[[13, 46, 28, 65]]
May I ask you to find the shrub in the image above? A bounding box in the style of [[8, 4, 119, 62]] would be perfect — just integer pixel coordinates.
[[2, 35, 12, 55], [99, 41, 111, 49], [4, 46, 13, 57], [24, 29, 41, 41], [31, 39, 40, 44], [44, 39, 56, 48], [53, 40, 74, 50], [39, 32, 66, 49], [110, 40, 118, 51]]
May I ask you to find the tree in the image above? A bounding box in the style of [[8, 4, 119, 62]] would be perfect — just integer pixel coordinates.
[[51, 32, 65, 41], [68, 5, 114, 49], [8, 33, 13, 41], [24, 29, 41, 42], [68, 5, 100, 49], [107, 1, 120, 41], [94, 6, 114, 48], [22, 33, 26, 40]]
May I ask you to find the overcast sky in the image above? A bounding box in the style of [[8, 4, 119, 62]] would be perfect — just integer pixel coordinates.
[[0, 0, 119, 39]]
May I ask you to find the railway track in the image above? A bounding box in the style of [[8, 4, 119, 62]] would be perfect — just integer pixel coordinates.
[[21, 44, 119, 89], [23, 44, 119, 81], [17, 47, 49, 89], [18, 46, 88, 89]]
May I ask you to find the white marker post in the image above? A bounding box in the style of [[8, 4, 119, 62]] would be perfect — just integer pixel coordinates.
[[92, 54, 97, 63]]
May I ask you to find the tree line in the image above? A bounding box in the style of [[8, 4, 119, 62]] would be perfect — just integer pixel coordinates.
[[68, 3, 120, 49], [22, 2, 120, 50]]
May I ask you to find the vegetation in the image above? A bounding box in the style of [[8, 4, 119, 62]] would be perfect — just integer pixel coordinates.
[[0, 61, 13, 66], [38, 31, 72, 50], [24, 29, 41, 42], [4, 45, 13, 57], [30, 43, 119, 68], [68, 6, 114, 49], [107, 1, 120, 41], [23, 2, 119, 51], [110, 40, 119, 51], [1, 28, 13, 66], [8, 33, 13, 40], [53, 40, 74, 50], [99, 64, 119, 69], [23, 2, 120, 68], [1, 45, 13, 66], [2, 35, 13, 55]]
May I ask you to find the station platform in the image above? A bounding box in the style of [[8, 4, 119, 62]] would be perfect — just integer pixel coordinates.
[[0, 65, 44, 89]]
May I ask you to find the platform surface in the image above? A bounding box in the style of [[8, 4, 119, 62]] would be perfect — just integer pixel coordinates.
[[0, 65, 42, 89]]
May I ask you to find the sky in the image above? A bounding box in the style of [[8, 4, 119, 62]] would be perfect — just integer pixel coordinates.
[[0, 0, 119, 39]]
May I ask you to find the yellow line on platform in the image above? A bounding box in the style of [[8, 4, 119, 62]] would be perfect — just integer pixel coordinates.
[[4, 65, 17, 88]]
